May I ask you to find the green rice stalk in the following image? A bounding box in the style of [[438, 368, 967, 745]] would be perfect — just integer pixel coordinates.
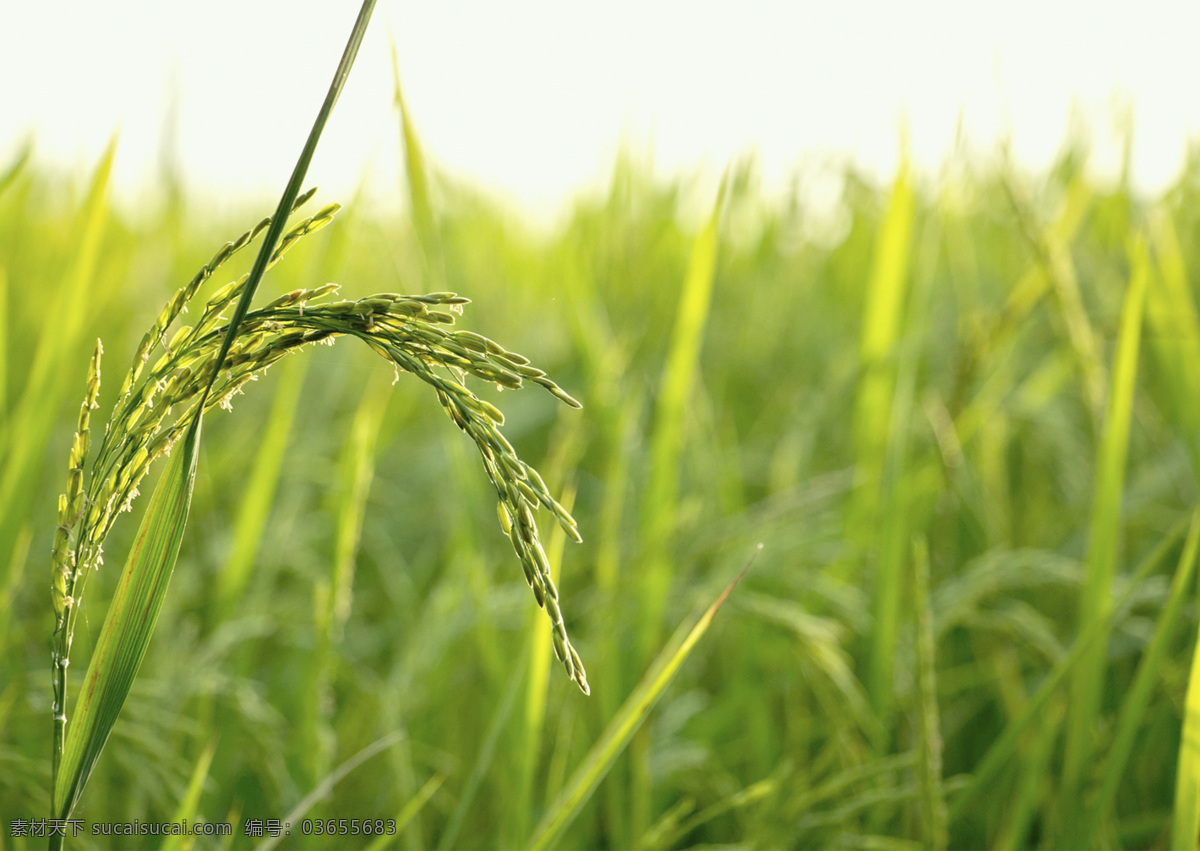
[[49, 124, 359, 826], [1059, 234, 1149, 838], [50, 339, 103, 786]]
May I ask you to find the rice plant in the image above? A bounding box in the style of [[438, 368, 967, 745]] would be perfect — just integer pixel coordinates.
[[43, 1, 593, 834], [8, 9, 1200, 850], [53, 189, 590, 803]]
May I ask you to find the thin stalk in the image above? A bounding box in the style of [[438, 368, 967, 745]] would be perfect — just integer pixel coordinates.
[[1059, 235, 1149, 841], [197, 0, 378, 412]]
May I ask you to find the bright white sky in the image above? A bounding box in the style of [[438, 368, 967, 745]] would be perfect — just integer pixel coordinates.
[[3, 2, 1197, 221]]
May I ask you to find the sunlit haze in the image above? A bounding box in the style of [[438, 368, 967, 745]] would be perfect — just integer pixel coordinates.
[[5, 2, 1197, 219]]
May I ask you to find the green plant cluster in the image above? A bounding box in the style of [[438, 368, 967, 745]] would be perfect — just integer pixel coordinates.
[[4, 117, 1200, 848]]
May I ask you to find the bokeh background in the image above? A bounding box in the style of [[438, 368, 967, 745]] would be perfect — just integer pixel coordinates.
[[5, 3, 1200, 848], [6, 2, 1199, 215]]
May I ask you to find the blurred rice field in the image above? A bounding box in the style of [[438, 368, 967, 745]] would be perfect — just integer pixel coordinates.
[[4, 122, 1200, 849]]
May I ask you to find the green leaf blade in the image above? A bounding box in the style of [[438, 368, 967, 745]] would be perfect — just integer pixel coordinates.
[[528, 554, 751, 851], [1175, 568, 1200, 850], [52, 418, 201, 821], [1059, 234, 1150, 837]]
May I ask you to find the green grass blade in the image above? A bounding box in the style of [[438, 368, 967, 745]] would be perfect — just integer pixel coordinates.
[[641, 797, 697, 850], [869, 177, 935, 731], [0, 140, 114, 581], [842, 150, 915, 722], [437, 660, 524, 851], [628, 178, 725, 841], [51, 417, 201, 823], [595, 398, 640, 845], [639, 176, 727, 657], [1060, 234, 1149, 835], [527, 550, 752, 851], [1086, 509, 1200, 845], [258, 731, 404, 851], [161, 738, 217, 851], [1174, 558, 1200, 850], [645, 774, 777, 849], [330, 376, 389, 637], [736, 591, 876, 742], [845, 151, 916, 717], [365, 772, 447, 851]]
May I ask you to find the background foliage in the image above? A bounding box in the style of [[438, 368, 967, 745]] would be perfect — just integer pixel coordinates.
[[4, 120, 1200, 849]]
